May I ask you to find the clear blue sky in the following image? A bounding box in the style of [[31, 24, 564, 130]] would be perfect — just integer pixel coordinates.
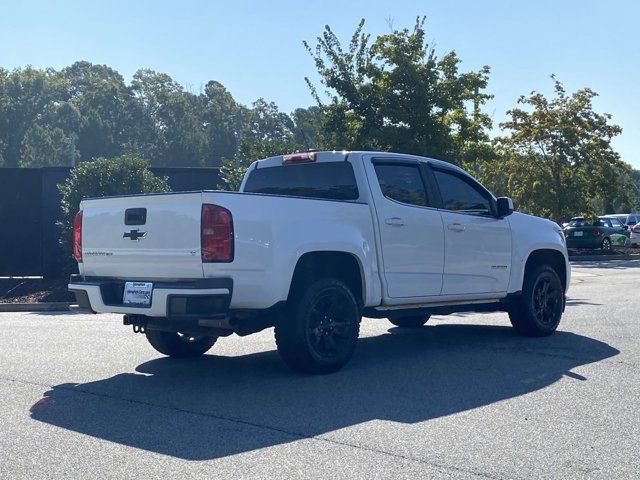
[[1, 0, 638, 166]]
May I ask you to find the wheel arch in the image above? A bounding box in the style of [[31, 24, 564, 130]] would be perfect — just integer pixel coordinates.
[[523, 249, 568, 292], [287, 251, 365, 306]]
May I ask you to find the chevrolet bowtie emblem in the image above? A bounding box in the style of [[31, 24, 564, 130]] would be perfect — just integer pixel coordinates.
[[123, 229, 146, 241]]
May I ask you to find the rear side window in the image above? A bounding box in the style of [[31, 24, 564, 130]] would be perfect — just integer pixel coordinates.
[[374, 163, 429, 207], [244, 162, 359, 200]]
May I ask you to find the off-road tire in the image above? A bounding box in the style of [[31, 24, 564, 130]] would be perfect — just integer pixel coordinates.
[[145, 329, 217, 357], [509, 265, 563, 337], [275, 278, 361, 374]]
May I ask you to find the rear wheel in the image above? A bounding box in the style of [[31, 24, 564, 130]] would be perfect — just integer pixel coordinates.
[[275, 278, 361, 374], [601, 237, 612, 251], [509, 265, 563, 337], [145, 330, 217, 357], [388, 315, 431, 328]]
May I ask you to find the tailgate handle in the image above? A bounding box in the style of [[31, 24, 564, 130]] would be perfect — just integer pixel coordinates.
[[125, 208, 147, 226]]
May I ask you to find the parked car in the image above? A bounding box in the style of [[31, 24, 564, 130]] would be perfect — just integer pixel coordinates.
[[602, 214, 630, 226], [564, 216, 630, 250], [624, 213, 640, 226], [629, 223, 640, 247], [68, 150, 570, 374]]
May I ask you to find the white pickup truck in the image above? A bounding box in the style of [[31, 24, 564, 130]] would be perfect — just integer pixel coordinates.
[[69, 151, 570, 374]]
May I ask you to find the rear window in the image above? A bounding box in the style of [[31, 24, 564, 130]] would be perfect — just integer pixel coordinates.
[[609, 218, 622, 227], [243, 162, 359, 201], [569, 218, 605, 227]]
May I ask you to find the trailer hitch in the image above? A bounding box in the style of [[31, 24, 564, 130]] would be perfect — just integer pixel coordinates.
[[123, 314, 147, 334]]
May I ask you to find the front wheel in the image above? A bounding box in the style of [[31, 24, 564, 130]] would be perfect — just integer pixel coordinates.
[[508, 265, 564, 337], [275, 278, 361, 374], [145, 330, 217, 357]]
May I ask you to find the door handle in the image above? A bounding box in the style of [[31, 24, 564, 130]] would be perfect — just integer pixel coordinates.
[[385, 217, 405, 227], [447, 223, 465, 232]]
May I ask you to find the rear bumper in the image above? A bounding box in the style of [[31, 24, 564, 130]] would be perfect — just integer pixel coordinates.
[[68, 275, 232, 318], [566, 237, 600, 249]]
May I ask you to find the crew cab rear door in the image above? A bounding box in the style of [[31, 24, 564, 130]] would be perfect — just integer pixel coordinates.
[[363, 156, 444, 298]]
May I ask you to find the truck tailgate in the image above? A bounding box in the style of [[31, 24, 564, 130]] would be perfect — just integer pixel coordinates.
[[80, 192, 204, 279]]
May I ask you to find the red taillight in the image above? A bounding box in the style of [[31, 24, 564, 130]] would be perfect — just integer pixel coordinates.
[[73, 211, 83, 262], [632, 225, 640, 233], [593, 228, 600, 236], [282, 152, 317, 164], [201, 204, 233, 262]]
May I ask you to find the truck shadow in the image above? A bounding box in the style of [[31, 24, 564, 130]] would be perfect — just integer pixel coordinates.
[[30, 324, 618, 460]]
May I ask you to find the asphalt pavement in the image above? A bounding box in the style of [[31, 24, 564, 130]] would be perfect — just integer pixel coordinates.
[[1, 260, 639, 479]]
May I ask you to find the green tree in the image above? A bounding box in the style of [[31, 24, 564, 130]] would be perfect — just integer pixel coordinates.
[[0, 67, 71, 167], [218, 99, 302, 190], [131, 69, 207, 167], [63, 61, 143, 162], [218, 137, 300, 191], [19, 124, 75, 167], [292, 106, 324, 148], [625, 169, 640, 212], [202, 80, 241, 166], [304, 17, 494, 164], [480, 79, 630, 221], [18, 99, 82, 167]]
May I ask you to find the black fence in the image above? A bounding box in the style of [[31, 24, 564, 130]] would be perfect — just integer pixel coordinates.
[[0, 167, 221, 278]]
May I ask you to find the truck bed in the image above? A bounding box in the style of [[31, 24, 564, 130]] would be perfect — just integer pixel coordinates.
[[78, 190, 379, 311]]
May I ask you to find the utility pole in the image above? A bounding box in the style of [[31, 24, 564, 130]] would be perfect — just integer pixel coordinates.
[[68, 136, 76, 167], [234, 112, 242, 156]]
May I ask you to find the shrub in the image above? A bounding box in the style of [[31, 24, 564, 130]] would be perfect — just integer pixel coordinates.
[[58, 155, 170, 272]]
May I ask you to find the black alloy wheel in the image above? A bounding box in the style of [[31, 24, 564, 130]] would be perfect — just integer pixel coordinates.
[[275, 278, 361, 374], [531, 275, 561, 327], [509, 264, 563, 337], [307, 289, 357, 360]]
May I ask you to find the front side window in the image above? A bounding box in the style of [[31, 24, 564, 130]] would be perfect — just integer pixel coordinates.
[[374, 163, 429, 207], [609, 218, 622, 228], [433, 169, 493, 215]]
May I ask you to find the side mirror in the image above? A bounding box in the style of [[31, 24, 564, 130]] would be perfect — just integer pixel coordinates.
[[496, 197, 514, 218]]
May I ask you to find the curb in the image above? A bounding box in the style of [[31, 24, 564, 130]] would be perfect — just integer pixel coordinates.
[[0, 302, 74, 312], [569, 254, 640, 262]]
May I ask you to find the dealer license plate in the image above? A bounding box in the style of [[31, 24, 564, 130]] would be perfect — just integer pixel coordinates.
[[573, 231, 583, 237], [123, 282, 153, 306]]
